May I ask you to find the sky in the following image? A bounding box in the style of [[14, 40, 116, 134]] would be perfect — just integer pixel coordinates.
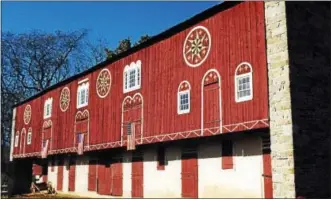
[[2, 1, 219, 49]]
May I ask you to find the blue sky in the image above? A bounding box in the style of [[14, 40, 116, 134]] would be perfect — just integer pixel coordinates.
[[2, 1, 219, 49]]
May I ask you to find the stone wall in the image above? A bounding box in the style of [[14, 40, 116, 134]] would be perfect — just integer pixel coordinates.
[[264, 1, 296, 198], [285, 2, 331, 198]]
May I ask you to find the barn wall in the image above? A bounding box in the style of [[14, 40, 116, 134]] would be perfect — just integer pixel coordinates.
[[62, 158, 69, 192], [75, 156, 89, 193], [122, 152, 132, 198], [143, 146, 181, 198], [198, 137, 263, 198], [48, 159, 58, 189], [12, 1, 269, 157]]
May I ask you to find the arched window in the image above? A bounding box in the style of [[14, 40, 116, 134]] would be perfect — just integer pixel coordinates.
[[77, 81, 89, 108], [177, 81, 191, 114], [44, 97, 53, 119], [27, 128, 32, 145], [235, 62, 253, 102], [123, 60, 141, 93], [14, 131, 19, 147]]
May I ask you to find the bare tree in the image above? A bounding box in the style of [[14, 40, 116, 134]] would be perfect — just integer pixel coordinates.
[[1, 30, 108, 149]]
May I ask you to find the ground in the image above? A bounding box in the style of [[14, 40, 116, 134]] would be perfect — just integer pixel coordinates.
[[3, 192, 91, 199]]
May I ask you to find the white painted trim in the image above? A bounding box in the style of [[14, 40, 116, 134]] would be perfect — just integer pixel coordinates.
[[10, 108, 16, 161], [123, 60, 142, 93], [77, 82, 89, 109], [234, 62, 253, 103], [43, 97, 53, 119], [74, 109, 90, 148], [183, 25, 211, 68], [14, 131, 19, 148], [20, 128, 26, 155], [60, 87, 70, 112], [78, 78, 89, 84], [96, 68, 112, 98], [27, 127, 32, 145], [201, 69, 222, 136], [121, 93, 144, 145], [23, 105, 31, 125], [177, 90, 190, 115]]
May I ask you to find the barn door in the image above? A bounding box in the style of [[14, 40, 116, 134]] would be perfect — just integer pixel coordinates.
[[181, 150, 198, 198], [57, 161, 64, 191], [132, 154, 143, 198], [97, 160, 112, 195], [111, 159, 123, 196], [68, 158, 76, 191], [262, 137, 273, 198], [88, 160, 97, 191], [202, 70, 221, 136]]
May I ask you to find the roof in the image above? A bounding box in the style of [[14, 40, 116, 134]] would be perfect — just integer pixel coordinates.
[[13, 1, 242, 107]]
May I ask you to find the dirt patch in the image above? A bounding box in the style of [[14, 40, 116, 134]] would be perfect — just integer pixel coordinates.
[[12, 192, 91, 199]]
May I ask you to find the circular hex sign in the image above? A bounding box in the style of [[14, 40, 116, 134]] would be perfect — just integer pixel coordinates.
[[60, 87, 70, 112], [96, 68, 111, 98], [24, 104, 31, 125], [183, 26, 211, 68]]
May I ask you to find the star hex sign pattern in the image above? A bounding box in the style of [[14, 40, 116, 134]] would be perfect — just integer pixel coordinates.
[[183, 26, 211, 67], [96, 69, 111, 98], [60, 87, 70, 112], [24, 104, 31, 125]]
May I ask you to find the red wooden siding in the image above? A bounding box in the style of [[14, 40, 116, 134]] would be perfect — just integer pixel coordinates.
[[57, 161, 64, 191], [111, 159, 123, 196], [12, 2, 269, 158], [132, 154, 143, 198], [68, 159, 76, 191], [97, 160, 112, 195], [181, 150, 198, 198], [222, 140, 233, 169], [262, 137, 273, 198], [88, 160, 97, 191], [32, 164, 42, 175]]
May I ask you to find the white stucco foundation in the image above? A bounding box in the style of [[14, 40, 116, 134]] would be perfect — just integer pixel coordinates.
[[58, 135, 264, 198], [122, 152, 132, 198], [48, 159, 58, 189], [75, 156, 89, 193], [143, 146, 182, 198], [198, 136, 263, 198], [62, 157, 69, 192]]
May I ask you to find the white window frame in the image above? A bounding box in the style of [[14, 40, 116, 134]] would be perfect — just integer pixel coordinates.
[[123, 60, 141, 93], [177, 81, 191, 115], [27, 128, 32, 145], [43, 98, 53, 119], [77, 82, 89, 109], [14, 132, 19, 147], [235, 62, 253, 103]]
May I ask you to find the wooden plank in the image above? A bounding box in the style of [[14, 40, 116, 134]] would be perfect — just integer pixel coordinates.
[[181, 151, 198, 198], [132, 154, 143, 198]]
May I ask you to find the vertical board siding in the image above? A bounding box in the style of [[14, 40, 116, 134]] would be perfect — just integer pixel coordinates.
[[88, 160, 97, 191], [181, 151, 198, 198], [57, 164, 64, 191], [132, 155, 144, 198], [13, 2, 268, 157], [68, 159, 76, 191]]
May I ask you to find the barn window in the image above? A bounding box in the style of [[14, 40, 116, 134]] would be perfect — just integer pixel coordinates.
[[14, 132, 19, 147], [43, 98, 53, 119], [157, 146, 166, 170], [127, 123, 132, 135], [77, 82, 89, 108], [235, 62, 253, 102], [27, 128, 32, 145], [123, 60, 141, 93], [177, 81, 191, 115]]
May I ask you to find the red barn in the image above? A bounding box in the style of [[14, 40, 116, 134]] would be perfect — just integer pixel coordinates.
[[9, 1, 331, 198]]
